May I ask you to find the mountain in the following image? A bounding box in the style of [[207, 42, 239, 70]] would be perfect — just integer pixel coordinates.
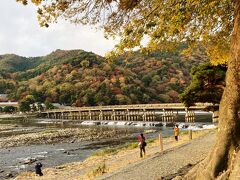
[[0, 48, 208, 106]]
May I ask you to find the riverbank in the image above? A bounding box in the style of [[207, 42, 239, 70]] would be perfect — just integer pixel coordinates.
[[0, 124, 17, 131], [16, 129, 216, 180], [0, 127, 134, 148]]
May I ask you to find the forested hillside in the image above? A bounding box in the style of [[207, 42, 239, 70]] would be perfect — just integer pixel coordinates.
[[0, 48, 208, 106]]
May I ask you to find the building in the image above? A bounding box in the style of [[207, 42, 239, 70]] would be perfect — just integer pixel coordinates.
[[0, 94, 8, 102]]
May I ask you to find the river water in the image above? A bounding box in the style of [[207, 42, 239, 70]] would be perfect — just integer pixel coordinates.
[[0, 112, 214, 179]]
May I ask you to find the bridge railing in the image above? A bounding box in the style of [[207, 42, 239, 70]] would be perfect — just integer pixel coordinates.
[[41, 103, 215, 113]]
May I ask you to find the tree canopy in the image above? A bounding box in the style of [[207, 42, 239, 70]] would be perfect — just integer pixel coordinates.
[[180, 63, 226, 106], [17, 0, 233, 65]]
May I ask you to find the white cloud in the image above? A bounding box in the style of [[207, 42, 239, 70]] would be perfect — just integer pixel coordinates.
[[0, 1, 117, 57]]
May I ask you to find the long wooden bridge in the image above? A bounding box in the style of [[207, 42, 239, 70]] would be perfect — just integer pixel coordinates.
[[40, 103, 215, 123]]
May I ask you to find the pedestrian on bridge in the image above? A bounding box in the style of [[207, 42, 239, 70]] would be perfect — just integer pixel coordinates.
[[138, 133, 147, 158]]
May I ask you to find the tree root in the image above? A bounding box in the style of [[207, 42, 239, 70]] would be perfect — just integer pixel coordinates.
[[173, 146, 240, 180]]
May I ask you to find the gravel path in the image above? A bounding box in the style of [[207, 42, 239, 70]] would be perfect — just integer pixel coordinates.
[[97, 132, 215, 180]]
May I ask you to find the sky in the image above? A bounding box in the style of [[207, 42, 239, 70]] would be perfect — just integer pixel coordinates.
[[0, 1, 117, 57]]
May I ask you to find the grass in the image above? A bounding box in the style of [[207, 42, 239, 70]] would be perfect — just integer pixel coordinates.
[[87, 162, 108, 179], [180, 130, 189, 135], [93, 147, 119, 156], [93, 138, 156, 157], [93, 142, 139, 156], [146, 138, 155, 144]]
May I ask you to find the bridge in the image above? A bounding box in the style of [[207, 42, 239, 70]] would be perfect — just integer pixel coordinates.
[[40, 103, 216, 123], [0, 102, 18, 108]]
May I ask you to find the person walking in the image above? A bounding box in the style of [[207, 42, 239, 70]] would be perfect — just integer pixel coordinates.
[[138, 133, 147, 158], [174, 124, 180, 141]]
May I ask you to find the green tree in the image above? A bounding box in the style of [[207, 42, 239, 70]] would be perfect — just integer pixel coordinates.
[[80, 60, 90, 68], [19, 95, 35, 112], [17, 0, 240, 178], [45, 101, 55, 110], [142, 94, 150, 103], [180, 63, 226, 106], [82, 90, 95, 106], [3, 106, 17, 113], [142, 75, 152, 86]]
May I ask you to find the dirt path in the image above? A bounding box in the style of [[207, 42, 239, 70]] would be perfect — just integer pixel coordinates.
[[97, 131, 215, 180]]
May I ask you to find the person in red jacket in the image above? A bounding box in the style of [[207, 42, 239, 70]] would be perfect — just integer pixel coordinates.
[[138, 133, 147, 158]]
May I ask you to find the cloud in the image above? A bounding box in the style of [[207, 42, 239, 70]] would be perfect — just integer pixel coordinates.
[[0, 1, 117, 57]]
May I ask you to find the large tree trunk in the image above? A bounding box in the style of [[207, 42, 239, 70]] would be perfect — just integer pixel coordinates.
[[183, 1, 240, 180]]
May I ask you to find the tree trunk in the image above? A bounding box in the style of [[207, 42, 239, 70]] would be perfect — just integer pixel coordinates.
[[184, 1, 240, 179]]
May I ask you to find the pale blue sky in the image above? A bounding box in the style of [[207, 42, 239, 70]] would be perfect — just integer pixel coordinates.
[[0, 1, 117, 57]]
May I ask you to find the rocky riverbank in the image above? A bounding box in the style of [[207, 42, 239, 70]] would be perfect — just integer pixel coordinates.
[[0, 128, 133, 148], [0, 124, 17, 131]]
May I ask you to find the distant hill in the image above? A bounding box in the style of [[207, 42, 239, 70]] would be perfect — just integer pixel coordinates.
[[0, 48, 208, 106]]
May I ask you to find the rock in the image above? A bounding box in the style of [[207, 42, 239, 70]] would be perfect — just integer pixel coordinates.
[[182, 124, 189, 129], [56, 166, 65, 169], [0, 170, 4, 173], [197, 124, 203, 128], [6, 173, 13, 178], [23, 158, 37, 164], [154, 122, 163, 127], [166, 122, 175, 127], [95, 122, 101, 125], [144, 129, 157, 134], [67, 152, 70, 155]]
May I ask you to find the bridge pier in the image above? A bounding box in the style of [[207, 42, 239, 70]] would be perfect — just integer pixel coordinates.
[[145, 111, 148, 121], [88, 110, 92, 120], [142, 109, 146, 121], [212, 110, 219, 123], [111, 110, 116, 121], [162, 110, 175, 122], [185, 110, 195, 122], [54, 112, 57, 119], [134, 111, 137, 121], [99, 110, 103, 121]]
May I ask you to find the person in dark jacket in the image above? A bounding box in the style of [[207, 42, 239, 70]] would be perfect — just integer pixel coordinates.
[[35, 162, 43, 176], [138, 133, 147, 158]]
